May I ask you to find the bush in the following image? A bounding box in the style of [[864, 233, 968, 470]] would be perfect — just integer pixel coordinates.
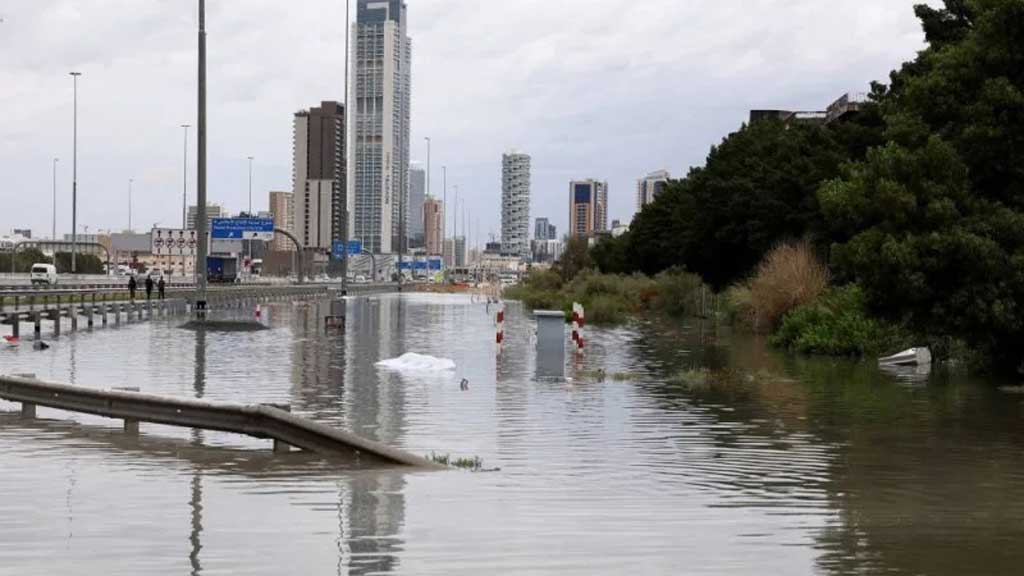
[[771, 285, 911, 357], [721, 284, 756, 328], [585, 293, 629, 325], [651, 268, 705, 317], [504, 268, 712, 325], [749, 240, 829, 332]]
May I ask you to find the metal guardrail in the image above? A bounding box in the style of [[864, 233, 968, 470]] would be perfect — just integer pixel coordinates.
[[0, 374, 440, 468]]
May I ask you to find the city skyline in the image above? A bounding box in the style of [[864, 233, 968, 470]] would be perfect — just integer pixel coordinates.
[[0, 1, 933, 244]]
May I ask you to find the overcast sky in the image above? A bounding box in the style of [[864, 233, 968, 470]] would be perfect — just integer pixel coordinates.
[[0, 0, 935, 245]]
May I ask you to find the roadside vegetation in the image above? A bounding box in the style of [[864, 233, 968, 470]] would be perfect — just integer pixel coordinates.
[[0, 248, 105, 275], [548, 1, 1024, 374], [506, 266, 708, 325]]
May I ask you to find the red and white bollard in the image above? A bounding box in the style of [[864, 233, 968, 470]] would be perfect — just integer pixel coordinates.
[[255, 304, 262, 321], [571, 303, 585, 356], [496, 303, 506, 353]]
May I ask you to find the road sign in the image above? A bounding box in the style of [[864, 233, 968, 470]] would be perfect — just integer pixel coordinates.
[[331, 240, 363, 260], [151, 228, 197, 256], [211, 218, 275, 241]]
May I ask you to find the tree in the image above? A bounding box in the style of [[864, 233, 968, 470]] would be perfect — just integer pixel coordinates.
[[822, 0, 1024, 372], [591, 232, 632, 275], [555, 236, 593, 282], [623, 119, 854, 290]]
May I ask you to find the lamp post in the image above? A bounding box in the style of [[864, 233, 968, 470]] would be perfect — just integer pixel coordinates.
[[340, 0, 351, 295], [69, 71, 82, 274], [425, 137, 432, 252], [128, 178, 133, 232], [196, 0, 209, 307], [181, 124, 190, 229], [51, 158, 59, 240], [442, 165, 447, 261], [247, 156, 254, 265]]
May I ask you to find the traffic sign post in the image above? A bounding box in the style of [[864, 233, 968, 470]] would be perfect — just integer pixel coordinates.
[[211, 218, 275, 241], [331, 240, 363, 261]]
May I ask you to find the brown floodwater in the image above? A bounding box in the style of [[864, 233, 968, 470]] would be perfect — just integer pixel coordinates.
[[2, 293, 1024, 575]]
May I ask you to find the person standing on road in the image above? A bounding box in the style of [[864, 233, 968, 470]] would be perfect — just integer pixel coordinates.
[[145, 275, 154, 301], [158, 277, 166, 300], [128, 275, 137, 302]]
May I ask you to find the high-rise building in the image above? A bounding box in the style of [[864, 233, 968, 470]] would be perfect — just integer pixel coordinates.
[[409, 163, 426, 247], [454, 236, 466, 268], [534, 217, 556, 241], [349, 0, 412, 255], [637, 169, 670, 211], [187, 203, 225, 230], [534, 217, 549, 241], [269, 191, 295, 252], [293, 102, 345, 250], [423, 196, 443, 255], [501, 151, 531, 259], [569, 180, 608, 237]]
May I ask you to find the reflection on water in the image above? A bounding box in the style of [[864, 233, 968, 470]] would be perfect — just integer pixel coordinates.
[[2, 294, 1024, 574]]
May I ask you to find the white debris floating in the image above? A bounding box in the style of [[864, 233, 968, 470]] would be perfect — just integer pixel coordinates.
[[878, 347, 932, 367], [376, 353, 456, 373]]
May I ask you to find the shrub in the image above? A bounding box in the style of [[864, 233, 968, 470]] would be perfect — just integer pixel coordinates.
[[749, 240, 829, 332], [721, 284, 756, 329], [585, 293, 629, 325], [772, 285, 911, 357], [651, 268, 705, 317]]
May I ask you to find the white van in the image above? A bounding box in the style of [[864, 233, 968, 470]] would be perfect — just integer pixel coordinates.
[[30, 263, 58, 286]]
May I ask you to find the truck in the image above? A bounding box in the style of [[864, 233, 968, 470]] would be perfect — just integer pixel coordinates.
[[207, 256, 239, 284]]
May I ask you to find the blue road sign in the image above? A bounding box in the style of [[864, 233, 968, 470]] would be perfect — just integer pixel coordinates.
[[399, 258, 443, 271], [331, 240, 363, 260], [211, 218, 275, 240]]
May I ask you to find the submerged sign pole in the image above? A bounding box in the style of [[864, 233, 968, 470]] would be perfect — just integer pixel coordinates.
[[196, 0, 209, 315]]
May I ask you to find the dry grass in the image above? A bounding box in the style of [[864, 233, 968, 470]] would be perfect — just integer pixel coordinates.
[[749, 240, 829, 332]]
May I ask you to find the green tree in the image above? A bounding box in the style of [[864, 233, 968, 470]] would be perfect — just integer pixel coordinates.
[[625, 119, 854, 290], [555, 236, 594, 282], [822, 0, 1024, 371]]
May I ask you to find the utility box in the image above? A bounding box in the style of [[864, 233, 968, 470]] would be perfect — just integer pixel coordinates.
[[534, 310, 566, 380]]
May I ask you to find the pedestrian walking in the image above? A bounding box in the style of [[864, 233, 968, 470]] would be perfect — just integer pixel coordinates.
[[158, 277, 166, 300], [128, 275, 137, 302], [145, 275, 154, 301]]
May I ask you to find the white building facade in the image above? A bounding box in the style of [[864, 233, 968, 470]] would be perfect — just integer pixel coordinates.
[[501, 151, 531, 259], [349, 0, 412, 255], [637, 169, 671, 211]]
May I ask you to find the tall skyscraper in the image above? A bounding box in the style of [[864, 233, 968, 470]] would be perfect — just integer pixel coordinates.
[[269, 191, 295, 252], [501, 151, 531, 259], [535, 217, 556, 241], [409, 163, 426, 247], [535, 217, 549, 241], [293, 102, 345, 250], [349, 0, 412, 255], [637, 169, 670, 211], [423, 196, 443, 255], [569, 180, 608, 237]]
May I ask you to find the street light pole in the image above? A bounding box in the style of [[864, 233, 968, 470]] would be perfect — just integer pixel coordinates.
[[442, 165, 447, 264], [181, 124, 190, 229], [341, 0, 351, 295], [424, 137, 432, 252], [128, 178, 133, 231], [52, 158, 59, 240], [70, 71, 82, 274], [247, 156, 254, 265], [196, 0, 209, 307]]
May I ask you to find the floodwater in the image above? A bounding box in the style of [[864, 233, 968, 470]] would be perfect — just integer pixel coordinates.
[[2, 293, 1024, 575]]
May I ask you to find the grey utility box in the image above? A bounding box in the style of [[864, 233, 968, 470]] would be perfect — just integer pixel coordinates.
[[534, 310, 566, 380]]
